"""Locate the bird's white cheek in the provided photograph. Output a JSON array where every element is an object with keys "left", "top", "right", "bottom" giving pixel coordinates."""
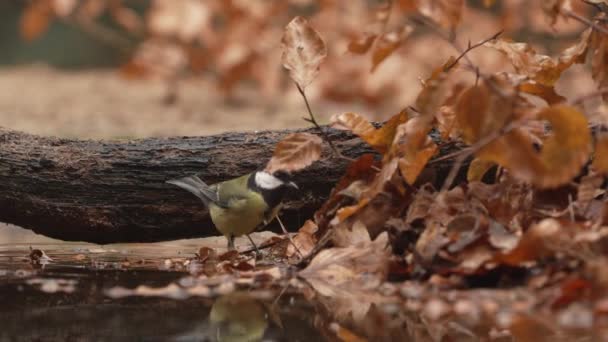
[{"left": 255, "top": 172, "right": 283, "bottom": 190}]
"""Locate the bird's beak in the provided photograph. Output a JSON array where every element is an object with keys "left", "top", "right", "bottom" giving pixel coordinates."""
[{"left": 287, "top": 181, "right": 299, "bottom": 190}]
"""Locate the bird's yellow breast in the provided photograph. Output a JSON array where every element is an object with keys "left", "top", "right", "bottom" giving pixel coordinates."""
[{"left": 208, "top": 192, "right": 269, "bottom": 237}]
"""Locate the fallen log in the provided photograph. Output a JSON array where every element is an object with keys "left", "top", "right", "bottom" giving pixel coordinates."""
[{"left": 0, "top": 127, "right": 461, "bottom": 244}]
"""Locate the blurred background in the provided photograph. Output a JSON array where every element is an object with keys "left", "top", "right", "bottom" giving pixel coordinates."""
[{"left": 0, "top": 0, "right": 597, "bottom": 241}]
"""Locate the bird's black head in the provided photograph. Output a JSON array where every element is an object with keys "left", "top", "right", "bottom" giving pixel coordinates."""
[{"left": 248, "top": 171, "right": 298, "bottom": 209}]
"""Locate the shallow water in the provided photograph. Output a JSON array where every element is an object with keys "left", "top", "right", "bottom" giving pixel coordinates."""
[
  {"left": 0, "top": 226, "right": 603, "bottom": 342},
  {"left": 0, "top": 241, "right": 322, "bottom": 341}
]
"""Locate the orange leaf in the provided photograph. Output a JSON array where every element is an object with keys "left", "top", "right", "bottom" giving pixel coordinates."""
[
  {"left": 455, "top": 82, "right": 513, "bottom": 144},
  {"left": 281, "top": 16, "right": 327, "bottom": 89},
  {"left": 20, "top": 1, "right": 54, "bottom": 41},
  {"left": 593, "top": 134, "right": 608, "bottom": 174},
  {"left": 518, "top": 81, "right": 565, "bottom": 105},
  {"left": 479, "top": 105, "right": 591, "bottom": 188},
  {"left": 484, "top": 34, "right": 588, "bottom": 86},
  {"left": 287, "top": 220, "right": 318, "bottom": 258},
  {"left": 265, "top": 133, "right": 323, "bottom": 174},
  {"left": 330, "top": 111, "right": 408, "bottom": 153},
  {"left": 467, "top": 158, "right": 495, "bottom": 182},
  {"left": 415, "top": 56, "right": 457, "bottom": 117},
  {"left": 336, "top": 158, "right": 398, "bottom": 222},
  {"left": 391, "top": 117, "right": 437, "bottom": 185}
]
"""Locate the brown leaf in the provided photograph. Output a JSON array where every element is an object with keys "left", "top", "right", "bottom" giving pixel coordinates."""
[
  {"left": 542, "top": 0, "right": 572, "bottom": 26},
  {"left": 467, "top": 158, "right": 495, "bottom": 182},
  {"left": 20, "top": 1, "right": 54, "bottom": 41},
  {"left": 281, "top": 16, "right": 327, "bottom": 89},
  {"left": 593, "top": 134, "right": 608, "bottom": 174},
  {"left": 299, "top": 232, "right": 390, "bottom": 298},
  {"left": 371, "top": 25, "right": 413, "bottom": 72},
  {"left": 415, "top": 57, "right": 457, "bottom": 118},
  {"left": 479, "top": 105, "right": 591, "bottom": 188},
  {"left": 331, "top": 110, "right": 408, "bottom": 153},
  {"left": 518, "top": 81, "right": 566, "bottom": 105},
  {"left": 495, "top": 219, "right": 577, "bottom": 266},
  {"left": 347, "top": 1, "right": 392, "bottom": 55},
  {"left": 287, "top": 220, "right": 318, "bottom": 258},
  {"left": 391, "top": 117, "right": 437, "bottom": 185},
  {"left": 484, "top": 34, "right": 588, "bottom": 86},
  {"left": 588, "top": 24, "right": 608, "bottom": 101},
  {"left": 454, "top": 81, "right": 513, "bottom": 144},
  {"left": 265, "top": 133, "right": 322, "bottom": 174},
  {"left": 336, "top": 158, "right": 399, "bottom": 222}
]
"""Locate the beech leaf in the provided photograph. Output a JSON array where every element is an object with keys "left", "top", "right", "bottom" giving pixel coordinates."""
[
  {"left": 265, "top": 133, "right": 322, "bottom": 174},
  {"left": 281, "top": 16, "right": 327, "bottom": 89}
]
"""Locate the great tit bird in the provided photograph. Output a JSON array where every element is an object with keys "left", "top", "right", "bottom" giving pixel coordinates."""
[{"left": 166, "top": 171, "right": 297, "bottom": 250}]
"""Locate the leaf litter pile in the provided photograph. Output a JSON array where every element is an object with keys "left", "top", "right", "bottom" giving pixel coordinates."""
[{"left": 16, "top": 1, "right": 608, "bottom": 341}]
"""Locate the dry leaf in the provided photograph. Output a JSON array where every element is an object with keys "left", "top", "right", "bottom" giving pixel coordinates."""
[
  {"left": 281, "top": 16, "right": 327, "bottom": 89},
  {"left": 467, "top": 158, "right": 495, "bottom": 182},
  {"left": 483, "top": 105, "right": 591, "bottom": 188},
  {"left": 593, "top": 134, "right": 608, "bottom": 174},
  {"left": 265, "top": 132, "right": 323, "bottom": 174},
  {"left": 20, "top": 1, "right": 54, "bottom": 41},
  {"left": 331, "top": 110, "right": 408, "bottom": 154},
  {"left": 287, "top": 220, "right": 318, "bottom": 257},
  {"left": 391, "top": 117, "right": 437, "bottom": 185},
  {"left": 348, "top": 0, "right": 393, "bottom": 55},
  {"left": 484, "top": 34, "right": 588, "bottom": 86},
  {"left": 299, "top": 232, "right": 390, "bottom": 298},
  {"left": 371, "top": 25, "right": 413, "bottom": 72}
]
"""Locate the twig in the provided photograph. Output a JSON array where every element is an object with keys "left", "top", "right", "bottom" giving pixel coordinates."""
[
  {"left": 439, "top": 120, "right": 526, "bottom": 192},
  {"left": 563, "top": 9, "right": 608, "bottom": 35},
  {"left": 582, "top": 0, "right": 606, "bottom": 13},
  {"left": 295, "top": 83, "right": 355, "bottom": 163},
  {"left": 240, "top": 237, "right": 285, "bottom": 254},
  {"left": 444, "top": 30, "right": 504, "bottom": 71},
  {"left": 277, "top": 216, "right": 303, "bottom": 258},
  {"left": 294, "top": 229, "right": 333, "bottom": 268}
]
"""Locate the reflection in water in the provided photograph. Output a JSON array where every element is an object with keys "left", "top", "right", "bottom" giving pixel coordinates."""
[
  {"left": 209, "top": 293, "right": 268, "bottom": 342},
  {"left": 0, "top": 241, "right": 602, "bottom": 341}
]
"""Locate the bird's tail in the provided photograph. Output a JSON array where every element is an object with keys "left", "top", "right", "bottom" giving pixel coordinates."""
[{"left": 166, "top": 175, "right": 217, "bottom": 205}]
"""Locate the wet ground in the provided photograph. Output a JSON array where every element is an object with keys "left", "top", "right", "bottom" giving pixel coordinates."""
[{"left": 0, "top": 227, "right": 322, "bottom": 341}]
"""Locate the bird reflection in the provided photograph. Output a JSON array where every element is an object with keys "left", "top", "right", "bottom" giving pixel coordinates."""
[{"left": 209, "top": 292, "right": 269, "bottom": 342}]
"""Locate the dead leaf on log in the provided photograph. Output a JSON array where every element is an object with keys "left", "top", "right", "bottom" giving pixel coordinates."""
[{"left": 265, "top": 132, "right": 323, "bottom": 174}]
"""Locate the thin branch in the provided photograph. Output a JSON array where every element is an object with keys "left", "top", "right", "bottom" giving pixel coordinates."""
[
  {"left": 444, "top": 30, "right": 503, "bottom": 71},
  {"left": 563, "top": 9, "right": 608, "bottom": 35},
  {"left": 295, "top": 83, "right": 356, "bottom": 163},
  {"left": 294, "top": 229, "right": 333, "bottom": 268},
  {"left": 277, "top": 215, "right": 303, "bottom": 258},
  {"left": 439, "top": 120, "right": 526, "bottom": 192}
]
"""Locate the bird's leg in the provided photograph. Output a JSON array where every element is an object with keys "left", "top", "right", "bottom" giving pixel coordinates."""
[
  {"left": 246, "top": 234, "right": 261, "bottom": 255},
  {"left": 227, "top": 234, "right": 236, "bottom": 250}
]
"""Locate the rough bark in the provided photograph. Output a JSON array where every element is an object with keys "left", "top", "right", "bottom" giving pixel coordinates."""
[
  {"left": 0, "top": 127, "right": 379, "bottom": 243},
  {"left": 0, "top": 126, "right": 462, "bottom": 244}
]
